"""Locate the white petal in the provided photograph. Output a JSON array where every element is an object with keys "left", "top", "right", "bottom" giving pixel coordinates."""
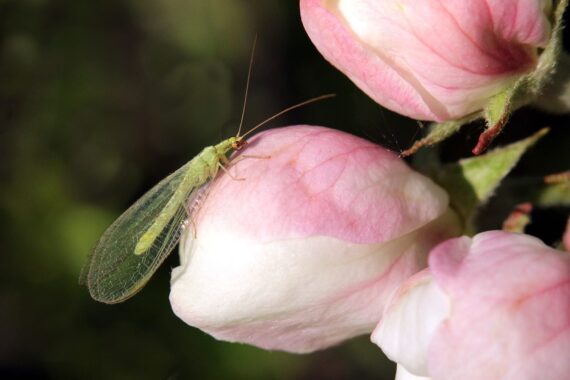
[
  {"left": 169, "top": 220, "right": 444, "bottom": 353},
  {"left": 372, "top": 271, "right": 449, "bottom": 375},
  {"left": 395, "top": 364, "right": 432, "bottom": 380}
]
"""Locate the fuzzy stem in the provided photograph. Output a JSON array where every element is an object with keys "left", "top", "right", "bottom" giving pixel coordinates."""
[{"left": 534, "top": 50, "right": 570, "bottom": 114}]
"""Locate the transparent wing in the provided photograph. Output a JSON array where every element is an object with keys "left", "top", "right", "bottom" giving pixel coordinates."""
[{"left": 84, "top": 160, "right": 204, "bottom": 304}]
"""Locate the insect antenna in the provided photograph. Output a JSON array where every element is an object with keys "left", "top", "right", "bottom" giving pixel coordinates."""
[
  {"left": 239, "top": 93, "right": 336, "bottom": 139},
  {"left": 236, "top": 35, "right": 257, "bottom": 138},
  {"left": 234, "top": 37, "right": 334, "bottom": 140}
]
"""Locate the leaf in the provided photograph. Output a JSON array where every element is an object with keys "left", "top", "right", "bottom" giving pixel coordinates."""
[{"left": 436, "top": 128, "right": 548, "bottom": 234}]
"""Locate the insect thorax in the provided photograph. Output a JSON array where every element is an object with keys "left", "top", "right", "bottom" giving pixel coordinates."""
[{"left": 214, "top": 137, "right": 238, "bottom": 156}]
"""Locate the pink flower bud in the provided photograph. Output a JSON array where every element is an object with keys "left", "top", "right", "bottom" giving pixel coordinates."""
[
  {"left": 373, "top": 231, "right": 570, "bottom": 380},
  {"left": 300, "top": 0, "right": 552, "bottom": 121},
  {"left": 169, "top": 125, "right": 458, "bottom": 353}
]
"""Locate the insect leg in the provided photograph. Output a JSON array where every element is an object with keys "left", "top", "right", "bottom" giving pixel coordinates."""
[
  {"left": 227, "top": 153, "right": 271, "bottom": 172},
  {"left": 218, "top": 162, "right": 246, "bottom": 181},
  {"left": 236, "top": 154, "right": 271, "bottom": 160},
  {"left": 220, "top": 154, "right": 271, "bottom": 181}
]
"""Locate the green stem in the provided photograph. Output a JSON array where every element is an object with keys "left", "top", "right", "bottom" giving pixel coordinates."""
[{"left": 534, "top": 50, "right": 570, "bottom": 114}]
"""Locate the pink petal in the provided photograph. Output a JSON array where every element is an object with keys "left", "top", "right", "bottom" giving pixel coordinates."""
[
  {"left": 301, "top": 0, "right": 551, "bottom": 121},
  {"left": 428, "top": 231, "right": 570, "bottom": 380},
  {"left": 194, "top": 126, "right": 449, "bottom": 244}
]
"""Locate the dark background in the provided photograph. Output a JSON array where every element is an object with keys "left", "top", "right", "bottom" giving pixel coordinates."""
[{"left": 1, "top": 1, "right": 568, "bottom": 379}]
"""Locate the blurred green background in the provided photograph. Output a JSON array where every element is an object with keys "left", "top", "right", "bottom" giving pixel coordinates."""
[{"left": 1, "top": 1, "right": 569, "bottom": 379}]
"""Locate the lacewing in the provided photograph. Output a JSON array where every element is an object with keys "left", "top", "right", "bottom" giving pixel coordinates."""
[{"left": 80, "top": 43, "right": 333, "bottom": 303}]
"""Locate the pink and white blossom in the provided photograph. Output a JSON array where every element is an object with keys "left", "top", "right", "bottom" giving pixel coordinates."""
[
  {"left": 169, "top": 125, "right": 458, "bottom": 353},
  {"left": 300, "top": 0, "right": 553, "bottom": 121},
  {"left": 373, "top": 231, "right": 570, "bottom": 380}
]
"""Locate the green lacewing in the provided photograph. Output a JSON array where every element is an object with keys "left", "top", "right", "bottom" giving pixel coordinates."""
[{"left": 80, "top": 46, "right": 333, "bottom": 303}]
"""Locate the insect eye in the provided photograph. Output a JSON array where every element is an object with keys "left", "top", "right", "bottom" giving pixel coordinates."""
[{"left": 234, "top": 140, "right": 247, "bottom": 150}]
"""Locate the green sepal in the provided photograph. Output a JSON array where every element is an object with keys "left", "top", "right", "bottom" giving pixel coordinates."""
[
  {"left": 500, "top": 179, "right": 570, "bottom": 208},
  {"left": 400, "top": 115, "right": 478, "bottom": 157},
  {"left": 436, "top": 128, "right": 548, "bottom": 234},
  {"left": 535, "top": 181, "right": 570, "bottom": 207},
  {"left": 484, "top": 88, "right": 513, "bottom": 127},
  {"left": 502, "top": 203, "right": 533, "bottom": 233}
]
